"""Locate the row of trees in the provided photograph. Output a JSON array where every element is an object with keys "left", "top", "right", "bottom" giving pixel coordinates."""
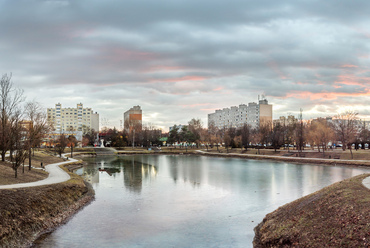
[
  {"left": 165, "top": 111, "right": 363, "bottom": 157},
  {"left": 0, "top": 74, "right": 51, "bottom": 177},
  {"left": 87, "top": 124, "right": 163, "bottom": 148},
  {"left": 0, "top": 74, "right": 82, "bottom": 177}
]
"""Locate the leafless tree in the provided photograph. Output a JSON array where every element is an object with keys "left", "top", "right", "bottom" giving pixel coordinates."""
[
  {"left": 24, "top": 101, "right": 49, "bottom": 170},
  {"left": 188, "top": 118, "right": 203, "bottom": 148},
  {"left": 238, "top": 123, "right": 251, "bottom": 151},
  {"left": 55, "top": 134, "right": 68, "bottom": 157},
  {"left": 270, "top": 122, "right": 284, "bottom": 152},
  {"left": 124, "top": 119, "right": 142, "bottom": 148},
  {"left": 0, "top": 73, "right": 24, "bottom": 161},
  {"left": 68, "top": 135, "right": 78, "bottom": 158},
  {"left": 333, "top": 110, "right": 358, "bottom": 158},
  {"left": 296, "top": 108, "right": 305, "bottom": 152},
  {"left": 307, "top": 118, "right": 334, "bottom": 156},
  {"left": 10, "top": 116, "right": 28, "bottom": 178}
]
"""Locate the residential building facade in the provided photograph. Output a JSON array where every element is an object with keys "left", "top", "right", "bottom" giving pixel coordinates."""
[
  {"left": 208, "top": 97, "right": 273, "bottom": 130},
  {"left": 124, "top": 105, "right": 142, "bottom": 132},
  {"left": 47, "top": 103, "right": 99, "bottom": 134}
]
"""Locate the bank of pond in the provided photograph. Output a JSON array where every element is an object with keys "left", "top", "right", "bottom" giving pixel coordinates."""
[{"left": 1, "top": 154, "right": 369, "bottom": 247}]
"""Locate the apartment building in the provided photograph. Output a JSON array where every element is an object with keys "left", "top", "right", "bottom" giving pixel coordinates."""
[
  {"left": 47, "top": 103, "right": 99, "bottom": 134},
  {"left": 208, "top": 98, "right": 273, "bottom": 130},
  {"left": 124, "top": 105, "right": 142, "bottom": 132}
]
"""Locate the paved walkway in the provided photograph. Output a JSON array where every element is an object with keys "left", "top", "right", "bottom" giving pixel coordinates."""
[
  {"left": 0, "top": 156, "right": 76, "bottom": 189},
  {"left": 363, "top": 176, "right": 370, "bottom": 190}
]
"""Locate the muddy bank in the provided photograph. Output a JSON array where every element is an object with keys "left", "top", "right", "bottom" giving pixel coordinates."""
[
  {"left": 0, "top": 166, "right": 94, "bottom": 248},
  {"left": 253, "top": 174, "right": 370, "bottom": 247}
]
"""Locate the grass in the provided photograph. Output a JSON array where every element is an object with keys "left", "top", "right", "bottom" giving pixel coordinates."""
[
  {"left": 0, "top": 161, "right": 48, "bottom": 185},
  {"left": 253, "top": 173, "right": 370, "bottom": 247},
  {"left": 0, "top": 163, "right": 94, "bottom": 247}
]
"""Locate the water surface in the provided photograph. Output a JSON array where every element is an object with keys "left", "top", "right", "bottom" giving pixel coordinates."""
[{"left": 34, "top": 155, "right": 370, "bottom": 248}]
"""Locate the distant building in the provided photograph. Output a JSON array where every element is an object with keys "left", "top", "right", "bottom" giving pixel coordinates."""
[
  {"left": 274, "top": 115, "right": 297, "bottom": 126},
  {"left": 208, "top": 97, "right": 273, "bottom": 129},
  {"left": 124, "top": 105, "right": 142, "bottom": 132},
  {"left": 47, "top": 103, "right": 99, "bottom": 134}
]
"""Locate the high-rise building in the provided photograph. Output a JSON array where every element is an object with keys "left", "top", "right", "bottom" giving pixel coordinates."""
[
  {"left": 47, "top": 103, "right": 99, "bottom": 133},
  {"left": 208, "top": 97, "right": 272, "bottom": 130},
  {"left": 124, "top": 105, "right": 142, "bottom": 132}
]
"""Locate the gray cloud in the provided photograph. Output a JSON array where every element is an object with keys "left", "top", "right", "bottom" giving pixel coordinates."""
[{"left": 1, "top": 0, "right": 370, "bottom": 130}]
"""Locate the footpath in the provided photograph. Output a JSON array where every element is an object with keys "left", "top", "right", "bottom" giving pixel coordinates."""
[
  {"left": 0, "top": 156, "right": 76, "bottom": 189},
  {"left": 196, "top": 150, "right": 370, "bottom": 190}
]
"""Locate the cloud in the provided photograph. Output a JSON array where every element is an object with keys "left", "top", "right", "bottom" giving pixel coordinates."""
[{"left": 1, "top": 0, "right": 370, "bottom": 130}]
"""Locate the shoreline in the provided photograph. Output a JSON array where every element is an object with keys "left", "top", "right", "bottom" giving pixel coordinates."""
[
  {"left": 0, "top": 162, "right": 95, "bottom": 248},
  {"left": 2, "top": 150, "right": 369, "bottom": 247}
]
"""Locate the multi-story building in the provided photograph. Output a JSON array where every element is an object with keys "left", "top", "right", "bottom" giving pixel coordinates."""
[
  {"left": 124, "top": 105, "right": 142, "bottom": 132},
  {"left": 208, "top": 97, "right": 273, "bottom": 130},
  {"left": 47, "top": 103, "right": 99, "bottom": 134},
  {"left": 274, "top": 115, "right": 297, "bottom": 126}
]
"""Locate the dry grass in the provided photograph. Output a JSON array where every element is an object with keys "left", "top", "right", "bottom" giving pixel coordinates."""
[
  {"left": 0, "top": 151, "right": 66, "bottom": 186},
  {"left": 0, "top": 161, "right": 48, "bottom": 185},
  {"left": 254, "top": 173, "right": 370, "bottom": 247},
  {"left": 0, "top": 165, "right": 94, "bottom": 248}
]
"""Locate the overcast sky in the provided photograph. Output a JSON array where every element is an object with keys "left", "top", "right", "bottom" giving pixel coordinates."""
[{"left": 1, "top": 0, "right": 370, "bottom": 131}]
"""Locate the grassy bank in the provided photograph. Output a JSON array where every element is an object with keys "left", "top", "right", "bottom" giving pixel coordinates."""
[
  {"left": 0, "top": 164, "right": 94, "bottom": 248},
  {"left": 253, "top": 174, "right": 370, "bottom": 247}
]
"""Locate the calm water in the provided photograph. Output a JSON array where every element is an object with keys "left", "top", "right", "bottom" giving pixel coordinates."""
[{"left": 34, "top": 155, "right": 370, "bottom": 248}]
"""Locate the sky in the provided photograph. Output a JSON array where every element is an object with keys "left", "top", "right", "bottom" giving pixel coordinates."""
[{"left": 1, "top": 0, "right": 370, "bottom": 131}]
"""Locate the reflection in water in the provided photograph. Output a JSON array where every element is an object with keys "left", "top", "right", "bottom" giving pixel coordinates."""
[
  {"left": 82, "top": 156, "right": 157, "bottom": 193},
  {"left": 35, "top": 155, "right": 370, "bottom": 248}
]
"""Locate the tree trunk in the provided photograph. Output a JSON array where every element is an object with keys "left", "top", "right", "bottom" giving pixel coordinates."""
[
  {"left": 14, "top": 168, "right": 17, "bottom": 178},
  {"left": 29, "top": 146, "right": 32, "bottom": 170},
  {"left": 1, "top": 150, "right": 5, "bottom": 162}
]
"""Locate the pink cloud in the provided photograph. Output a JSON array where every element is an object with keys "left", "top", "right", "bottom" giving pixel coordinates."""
[
  {"left": 284, "top": 90, "right": 370, "bottom": 101},
  {"left": 150, "top": 75, "right": 206, "bottom": 83},
  {"left": 341, "top": 64, "right": 358, "bottom": 68},
  {"left": 213, "top": 87, "right": 223, "bottom": 91},
  {"left": 144, "top": 65, "right": 186, "bottom": 72}
]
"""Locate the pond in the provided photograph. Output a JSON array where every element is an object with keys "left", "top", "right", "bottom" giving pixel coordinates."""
[{"left": 33, "top": 155, "right": 370, "bottom": 248}]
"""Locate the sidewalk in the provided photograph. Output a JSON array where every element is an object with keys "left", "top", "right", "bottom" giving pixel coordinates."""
[{"left": 0, "top": 156, "right": 76, "bottom": 189}]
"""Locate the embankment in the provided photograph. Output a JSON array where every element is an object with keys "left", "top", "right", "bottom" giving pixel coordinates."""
[
  {"left": 0, "top": 166, "right": 94, "bottom": 248},
  {"left": 253, "top": 173, "right": 370, "bottom": 247}
]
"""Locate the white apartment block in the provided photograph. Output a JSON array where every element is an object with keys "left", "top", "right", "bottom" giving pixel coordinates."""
[
  {"left": 47, "top": 103, "right": 99, "bottom": 133},
  {"left": 208, "top": 98, "right": 272, "bottom": 130}
]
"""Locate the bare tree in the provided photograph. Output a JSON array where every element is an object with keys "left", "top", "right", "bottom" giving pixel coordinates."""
[
  {"left": 83, "top": 127, "right": 98, "bottom": 146},
  {"left": 0, "top": 73, "right": 24, "bottom": 161},
  {"left": 55, "top": 134, "right": 68, "bottom": 157},
  {"left": 68, "top": 135, "right": 78, "bottom": 158},
  {"left": 333, "top": 110, "right": 358, "bottom": 158},
  {"left": 10, "top": 117, "right": 28, "bottom": 178},
  {"left": 188, "top": 118, "right": 203, "bottom": 148},
  {"left": 296, "top": 108, "right": 305, "bottom": 152},
  {"left": 239, "top": 124, "right": 251, "bottom": 151},
  {"left": 124, "top": 119, "right": 142, "bottom": 148},
  {"left": 270, "top": 122, "right": 284, "bottom": 152},
  {"left": 24, "top": 101, "right": 49, "bottom": 170},
  {"left": 307, "top": 118, "right": 334, "bottom": 156}
]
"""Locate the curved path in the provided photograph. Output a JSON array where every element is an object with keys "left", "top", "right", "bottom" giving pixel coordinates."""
[
  {"left": 0, "top": 156, "right": 77, "bottom": 189},
  {"left": 196, "top": 150, "right": 370, "bottom": 190}
]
